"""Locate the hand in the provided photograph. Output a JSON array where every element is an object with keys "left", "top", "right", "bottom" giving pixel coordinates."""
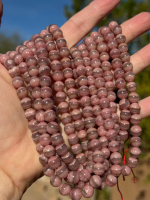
[{"left": 0, "top": 0, "right": 150, "bottom": 199}]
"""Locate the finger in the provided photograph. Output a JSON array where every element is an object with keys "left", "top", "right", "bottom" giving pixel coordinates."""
[
  {"left": 139, "top": 97, "right": 150, "bottom": 119},
  {"left": 0, "top": 63, "right": 12, "bottom": 84},
  {"left": 0, "top": 0, "right": 3, "bottom": 25},
  {"left": 131, "top": 44, "right": 150, "bottom": 75},
  {"left": 121, "top": 12, "right": 150, "bottom": 44},
  {"left": 61, "top": 0, "right": 120, "bottom": 48}
]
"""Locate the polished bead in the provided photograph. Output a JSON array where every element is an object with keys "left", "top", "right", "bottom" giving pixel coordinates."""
[
  {"left": 130, "top": 147, "right": 141, "bottom": 158},
  {"left": 106, "top": 175, "right": 117, "bottom": 187},
  {"left": 61, "top": 151, "right": 74, "bottom": 164},
  {"left": 99, "top": 135, "right": 108, "bottom": 147},
  {"left": 93, "top": 105, "right": 101, "bottom": 117},
  {"left": 101, "top": 147, "right": 110, "bottom": 159},
  {"left": 39, "top": 154, "right": 48, "bottom": 166},
  {"left": 124, "top": 71, "right": 135, "bottom": 82},
  {"left": 44, "top": 166, "right": 55, "bottom": 177},
  {"left": 74, "top": 120, "right": 84, "bottom": 131},
  {"left": 52, "top": 70, "right": 63, "bottom": 81},
  {"left": 99, "top": 98, "right": 110, "bottom": 108},
  {"left": 43, "top": 145, "right": 55, "bottom": 158},
  {"left": 108, "top": 141, "right": 120, "bottom": 152},
  {"left": 44, "top": 110, "right": 56, "bottom": 122},
  {"left": 80, "top": 96, "right": 91, "bottom": 107},
  {"left": 103, "top": 70, "right": 113, "bottom": 81},
  {"left": 91, "top": 95, "right": 99, "bottom": 106},
  {"left": 107, "top": 39, "right": 118, "bottom": 50},
  {"left": 21, "top": 97, "right": 32, "bottom": 110},
  {"left": 82, "top": 185, "right": 94, "bottom": 198},
  {"left": 56, "top": 91, "right": 66, "bottom": 103},
  {"left": 85, "top": 117, "right": 95, "bottom": 128},
  {"left": 104, "top": 119, "right": 115, "bottom": 130},
  {"left": 92, "top": 150, "right": 105, "bottom": 163},
  {"left": 51, "top": 133, "right": 63, "bottom": 146},
  {"left": 56, "top": 165, "right": 68, "bottom": 179},
  {"left": 110, "top": 152, "right": 122, "bottom": 164},
  {"left": 93, "top": 67, "right": 103, "bottom": 78},
  {"left": 42, "top": 98, "right": 54, "bottom": 110},
  {"left": 130, "top": 125, "right": 142, "bottom": 136},
  {"left": 110, "top": 165, "right": 122, "bottom": 177},
  {"left": 114, "top": 68, "right": 124, "bottom": 79},
  {"left": 58, "top": 102, "right": 69, "bottom": 113},
  {"left": 97, "top": 87, "right": 107, "bottom": 98},
  {"left": 9, "top": 66, "right": 20, "bottom": 78},
  {"left": 122, "top": 165, "right": 131, "bottom": 176},
  {"left": 70, "top": 188, "right": 82, "bottom": 200},
  {"left": 12, "top": 76, "right": 24, "bottom": 89},
  {"left": 126, "top": 82, "right": 137, "bottom": 92},
  {"left": 56, "top": 143, "right": 68, "bottom": 156},
  {"left": 33, "top": 98, "right": 43, "bottom": 110},
  {"left": 116, "top": 34, "right": 126, "bottom": 44},
  {"left": 130, "top": 136, "right": 141, "bottom": 147},
  {"left": 36, "top": 143, "right": 44, "bottom": 154},
  {"left": 48, "top": 156, "right": 61, "bottom": 169},
  {"left": 117, "top": 88, "right": 128, "bottom": 99},
  {"left": 71, "top": 144, "right": 82, "bottom": 155},
  {"left": 130, "top": 114, "right": 141, "bottom": 125},
  {"left": 89, "top": 139, "right": 101, "bottom": 152},
  {"left": 69, "top": 99, "right": 79, "bottom": 110},
  {"left": 95, "top": 77, "right": 105, "bottom": 88},
  {"left": 109, "top": 102, "right": 117, "bottom": 113},
  {"left": 78, "top": 86, "right": 90, "bottom": 97},
  {"left": 115, "top": 78, "right": 126, "bottom": 89},
  {"left": 83, "top": 106, "right": 93, "bottom": 118},
  {"left": 31, "top": 131, "right": 41, "bottom": 143},
  {"left": 119, "top": 120, "right": 130, "bottom": 131},
  {"left": 81, "top": 140, "right": 89, "bottom": 151},
  {"left": 68, "top": 159, "right": 80, "bottom": 171},
  {"left": 93, "top": 163, "right": 105, "bottom": 175},
  {"left": 119, "top": 130, "right": 128, "bottom": 140},
  {"left": 90, "top": 175, "right": 102, "bottom": 189},
  {"left": 64, "top": 123, "right": 75, "bottom": 135},
  {"left": 98, "top": 126, "right": 107, "bottom": 136},
  {"left": 119, "top": 99, "right": 130, "bottom": 110},
  {"left": 111, "top": 58, "right": 122, "bottom": 70},
  {"left": 105, "top": 129, "right": 117, "bottom": 140},
  {"left": 59, "top": 183, "right": 71, "bottom": 196},
  {"left": 87, "top": 128, "right": 98, "bottom": 140},
  {"left": 127, "top": 157, "right": 138, "bottom": 168},
  {"left": 47, "top": 122, "right": 59, "bottom": 134},
  {"left": 50, "top": 175, "right": 62, "bottom": 187},
  {"left": 76, "top": 153, "right": 86, "bottom": 164},
  {"left": 120, "top": 109, "right": 131, "bottom": 120}
]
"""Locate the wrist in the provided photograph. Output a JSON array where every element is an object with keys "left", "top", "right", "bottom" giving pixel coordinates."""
[{"left": 0, "top": 169, "right": 23, "bottom": 200}]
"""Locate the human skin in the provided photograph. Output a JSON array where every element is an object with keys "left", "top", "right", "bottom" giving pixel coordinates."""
[{"left": 0, "top": 0, "right": 150, "bottom": 199}]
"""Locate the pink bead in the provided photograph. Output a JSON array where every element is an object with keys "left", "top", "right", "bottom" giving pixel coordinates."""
[
  {"left": 48, "top": 156, "right": 61, "bottom": 169},
  {"left": 56, "top": 165, "right": 68, "bottom": 179},
  {"left": 70, "top": 189, "right": 82, "bottom": 200},
  {"left": 59, "top": 183, "right": 71, "bottom": 196},
  {"left": 79, "top": 169, "right": 91, "bottom": 182},
  {"left": 82, "top": 185, "right": 94, "bottom": 198},
  {"left": 106, "top": 175, "right": 117, "bottom": 187},
  {"left": 50, "top": 175, "right": 62, "bottom": 187}
]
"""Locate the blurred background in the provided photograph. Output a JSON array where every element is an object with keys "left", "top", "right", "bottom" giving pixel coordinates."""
[{"left": 1, "top": 0, "right": 150, "bottom": 199}]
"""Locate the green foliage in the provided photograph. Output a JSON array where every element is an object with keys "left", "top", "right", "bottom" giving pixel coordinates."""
[
  {"left": 96, "top": 188, "right": 111, "bottom": 200},
  {"left": 0, "top": 32, "right": 23, "bottom": 53}
]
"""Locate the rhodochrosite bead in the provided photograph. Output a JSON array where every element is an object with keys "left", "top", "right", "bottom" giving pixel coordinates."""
[{"left": 1, "top": 21, "right": 142, "bottom": 200}]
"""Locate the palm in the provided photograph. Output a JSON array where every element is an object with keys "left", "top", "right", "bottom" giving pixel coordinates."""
[{"left": 0, "top": 68, "right": 42, "bottom": 194}]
